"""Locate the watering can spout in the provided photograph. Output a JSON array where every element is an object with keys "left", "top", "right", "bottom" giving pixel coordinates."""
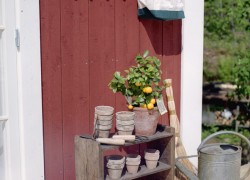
[{"left": 175, "top": 131, "right": 250, "bottom": 180}]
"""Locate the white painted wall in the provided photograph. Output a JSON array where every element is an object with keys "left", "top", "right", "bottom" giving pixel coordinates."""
[{"left": 181, "top": 0, "right": 204, "bottom": 166}]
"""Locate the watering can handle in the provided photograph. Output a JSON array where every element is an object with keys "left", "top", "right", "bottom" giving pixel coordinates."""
[{"left": 198, "top": 131, "right": 250, "bottom": 180}]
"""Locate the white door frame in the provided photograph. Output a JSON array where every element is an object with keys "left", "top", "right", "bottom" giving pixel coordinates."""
[
  {"left": 181, "top": 0, "right": 204, "bottom": 166},
  {"left": 4, "top": 0, "right": 44, "bottom": 179}
]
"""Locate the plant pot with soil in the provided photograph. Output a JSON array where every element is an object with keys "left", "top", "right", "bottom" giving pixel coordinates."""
[
  {"left": 144, "top": 149, "right": 160, "bottom": 169},
  {"left": 109, "top": 51, "right": 165, "bottom": 136},
  {"left": 126, "top": 154, "right": 141, "bottom": 174},
  {"left": 106, "top": 155, "right": 125, "bottom": 179}
]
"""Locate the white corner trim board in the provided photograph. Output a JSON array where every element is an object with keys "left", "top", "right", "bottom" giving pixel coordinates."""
[
  {"left": 0, "top": 25, "right": 5, "bottom": 30},
  {"left": 181, "top": 0, "right": 204, "bottom": 166},
  {"left": 4, "top": 0, "right": 44, "bottom": 179},
  {"left": 17, "top": 0, "right": 44, "bottom": 179}
]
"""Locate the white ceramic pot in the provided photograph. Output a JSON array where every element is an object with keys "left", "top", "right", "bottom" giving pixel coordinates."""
[
  {"left": 95, "top": 106, "right": 114, "bottom": 115},
  {"left": 97, "top": 114, "right": 113, "bottom": 121},
  {"left": 116, "top": 111, "right": 135, "bottom": 120}
]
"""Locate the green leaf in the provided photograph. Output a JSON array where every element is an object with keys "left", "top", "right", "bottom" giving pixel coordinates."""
[
  {"left": 143, "top": 50, "right": 149, "bottom": 58},
  {"left": 126, "top": 89, "right": 133, "bottom": 96},
  {"left": 112, "top": 88, "right": 117, "bottom": 93},
  {"left": 114, "top": 72, "right": 121, "bottom": 79}
]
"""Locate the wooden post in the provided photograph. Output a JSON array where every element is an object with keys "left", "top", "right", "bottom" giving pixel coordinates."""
[{"left": 75, "top": 136, "right": 104, "bottom": 180}]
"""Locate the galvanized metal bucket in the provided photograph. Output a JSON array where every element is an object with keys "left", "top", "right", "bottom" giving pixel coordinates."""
[{"left": 176, "top": 131, "right": 250, "bottom": 180}]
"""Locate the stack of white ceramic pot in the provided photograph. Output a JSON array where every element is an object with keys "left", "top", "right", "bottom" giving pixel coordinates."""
[
  {"left": 106, "top": 155, "right": 125, "bottom": 179},
  {"left": 95, "top": 106, "right": 114, "bottom": 138},
  {"left": 116, "top": 111, "right": 135, "bottom": 135}
]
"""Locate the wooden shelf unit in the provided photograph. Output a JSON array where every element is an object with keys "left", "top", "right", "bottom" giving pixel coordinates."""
[{"left": 75, "top": 126, "right": 175, "bottom": 180}]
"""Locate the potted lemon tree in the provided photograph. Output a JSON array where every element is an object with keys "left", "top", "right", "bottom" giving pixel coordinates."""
[{"left": 108, "top": 51, "right": 165, "bottom": 136}]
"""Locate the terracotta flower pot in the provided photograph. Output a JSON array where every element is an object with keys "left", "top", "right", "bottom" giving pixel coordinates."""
[
  {"left": 116, "top": 124, "right": 134, "bottom": 131},
  {"left": 144, "top": 149, "right": 159, "bottom": 169},
  {"left": 95, "top": 106, "right": 114, "bottom": 115},
  {"left": 118, "top": 130, "right": 133, "bottom": 135},
  {"left": 116, "top": 111, "right": 135, "bottom": 120},
  {"left": 107, "top": 167, "right": 123, "bottom": 179},
  {"left": 126, "top": 154, "right": 141, "bottom": 162},
  {"left": 126, "top": 154, "right": 141, "bottom": 174},
  {"left": 133, "top": 107, "right": 160, "bottom": 136},
  {"left": 97, "top": 114, "right": 113, "bottom": 121},
  {"left": 106, "top": 155, "right": 125, "bottom": 179},
  {"left": 96, "top": 130, "right": 110, "bottom": 138},
  {"left": 97, "top": 120, "right": 113, "bottom": 125},
  {"left": 106, "top": 155, "right": 125, "bottom": 165},
  {"left": 126, "top": 163, "right": 140, "bottom": 174},
  {"left": 145, "top": 159, "right": 158, "bottom": 170},
  {"left": 144, "top": 149, "right": 160, "bottom": 157},
  {"left": 96, "top": 123, "right": 112, "bottom": 130},
  {"left": 116, "top": 119, "right": 134, "bottom": 126}
]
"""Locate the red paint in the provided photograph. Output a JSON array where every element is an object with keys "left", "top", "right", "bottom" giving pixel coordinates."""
[
  {"left": 40, "top": 0, "right": 63, "bottom": 179},
  {"left": 61, "top": 0, "right": 89, "bottom": 179},
  {"left": 41, "top": 0, "right": 182, "bottom": 179}
]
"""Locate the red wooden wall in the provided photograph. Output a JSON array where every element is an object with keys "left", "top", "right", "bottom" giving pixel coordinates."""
[{"left": 40, "top": 0, "right": 182, "bottom": 179}]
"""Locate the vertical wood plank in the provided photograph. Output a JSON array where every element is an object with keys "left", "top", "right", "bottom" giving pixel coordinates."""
[
  {"left": 61, "top": 0, "right": 89, "bottom": 179},
  {"left": 75, "top": 136, "right": 87, "bottom": 180},
  {"left": 139, "top": 19, "right": 164, "bottom": 124},
  {"left": 172, "top": 20, "right": 182, "bottom": 119},
  {"left": 114, "top": 0, "right": 140, "bottom": 141},
  {"left": 89, "top": 0, "right": 116, "bottom": 133},
  {"left": 163, "top": 20, "right": 182, "bottom": 120},
  {"left": 162, "top": 21, "right": 174, "bottom": 126},
  {"left": 40, "top": 0, "right": 63, "bottom": 179},
  {"left": 75, "top": 136, "right": 103, "bottom": 180},
  {"left": 115, "top": 0, "right": 140, "bottom": 112}
]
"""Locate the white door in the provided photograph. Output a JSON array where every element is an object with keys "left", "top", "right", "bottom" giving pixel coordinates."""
[{"left": 0, "top": 0, "right": 22, "bottom": 179}]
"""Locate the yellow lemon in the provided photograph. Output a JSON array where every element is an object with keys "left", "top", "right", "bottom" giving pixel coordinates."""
[
  {"left": 150, "top": 98, "right": 156, "bottom": 105},
  {"left": 147, "top": 103, "right": 154, "bottom": 110},
  {"left": 143, "top": 86, "right": 152, "bottom": 94},
  {"left": 128, "top": 105, "right": 133, "bottom": 110},
  {"left": 135, "top": 82, "right": 141, "bottom": 87},
  {"left": 140, "top": 104, "right": 147, "bottom": 108}
]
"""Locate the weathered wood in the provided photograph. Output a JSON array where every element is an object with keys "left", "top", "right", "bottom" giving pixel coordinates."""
[
  {"left": 145, "top": 127, "right": 175, "bottom": 180},
  {"left": 106, "top": 162, "right": 171, "bottom": 180},
  {"left": 96, "top": 138, "right": 125, "bottom": 145},
  {"left": 101, "top": 131, "right": 173, "bottom": 150},
  {"left": 75, "top": 136, "right": 103, "bottom": 180},
  {"left": 75, "top": 136, "right": 88, "bottom": 180},
  {"left": 165, "top": 127, "right": 175, "bottom": 180},
  {"left": 75, "top": 126, "right": 175, "bottom": 180}
]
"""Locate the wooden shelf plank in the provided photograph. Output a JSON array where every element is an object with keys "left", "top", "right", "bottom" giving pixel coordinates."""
[
  {"left": 105, "top": 162, "right": 171, "bottom": 180},
  {"left": 101, "top": 131, "right": 173, "bottom": 150}
]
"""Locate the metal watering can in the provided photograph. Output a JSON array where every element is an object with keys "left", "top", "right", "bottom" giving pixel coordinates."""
[{"left": 176, "top": 131, "right": 250, "bottom": 180}]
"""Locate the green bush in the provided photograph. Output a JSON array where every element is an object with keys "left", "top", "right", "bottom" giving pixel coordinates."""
[
  {"left": 218, "top": 58, "right": 234, "bottom": 82},
  {"left": 203, "top": 0, "right": 250, "bottom": 82},
  {"left": 202, "top": 125, "right": 250, "bottom": 146},
  {"left": 230, "top": 53, "right": 250, "bottom": 101}
]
